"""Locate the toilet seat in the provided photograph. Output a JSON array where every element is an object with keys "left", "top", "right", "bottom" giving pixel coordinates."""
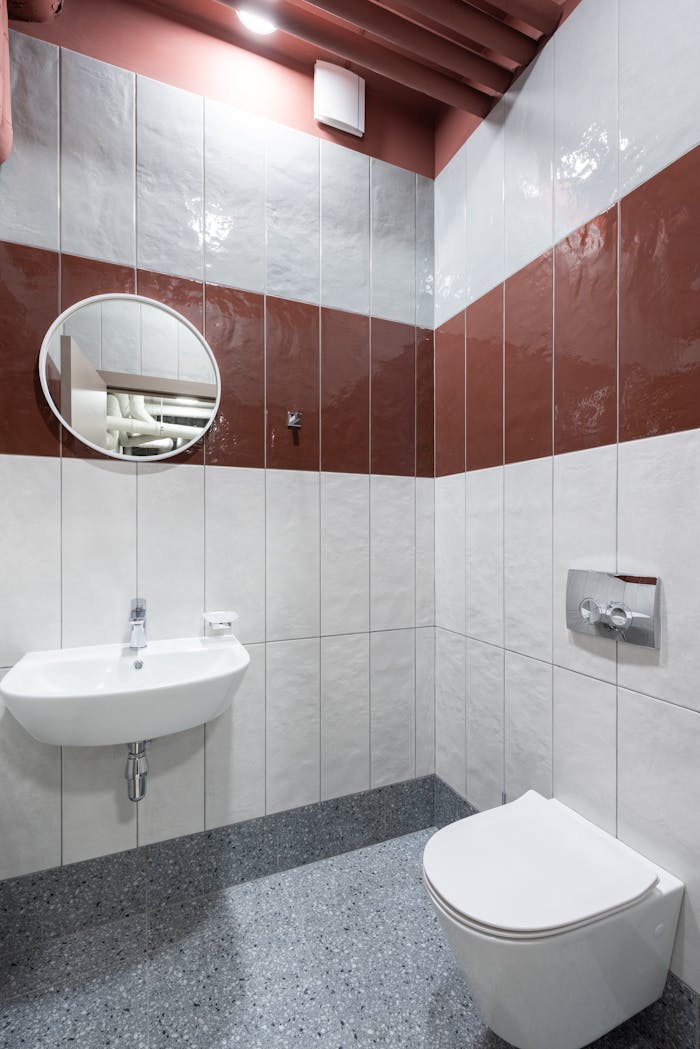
[{"left": 423, "top": 791, "right": 659, "bottom": 940}]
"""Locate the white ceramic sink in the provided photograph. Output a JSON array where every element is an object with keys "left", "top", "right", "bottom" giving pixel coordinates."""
[{"left": 0, "top": 636, "right": 250, "bottom": 746}]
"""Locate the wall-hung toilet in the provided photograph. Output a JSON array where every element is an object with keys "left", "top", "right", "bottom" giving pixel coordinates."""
[{"left": 423, "top": 791, "right": 683, "bottom": 1049}]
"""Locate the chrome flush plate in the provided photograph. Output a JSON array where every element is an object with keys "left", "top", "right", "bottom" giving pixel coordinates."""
[{"left": 566, "top": 569, "right": 660, "bottom": 649}]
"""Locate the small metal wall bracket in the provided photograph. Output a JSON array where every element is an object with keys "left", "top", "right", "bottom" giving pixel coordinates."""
[
  {"left": 566, "top": 569, "right": 660, "bottom": 649},
  {"left": 287, "top": 409, "right": 302, "bottom": 429}
]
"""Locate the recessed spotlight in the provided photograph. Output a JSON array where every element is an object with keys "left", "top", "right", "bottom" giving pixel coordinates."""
[{"left": 237, "top": 8, "right": 277, "bottom": 35}]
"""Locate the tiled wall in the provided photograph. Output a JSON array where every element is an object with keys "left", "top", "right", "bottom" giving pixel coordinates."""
[
  {"left": 432, "top": 0, "right": 700, "bottom": 995},
  {"left": 0, "top": 31, "right": 436, "bottom": 879}
]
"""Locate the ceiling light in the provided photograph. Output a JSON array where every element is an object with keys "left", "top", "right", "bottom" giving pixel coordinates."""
[{"left": 237, "top": 8, "right": 277, "bottom": 35}]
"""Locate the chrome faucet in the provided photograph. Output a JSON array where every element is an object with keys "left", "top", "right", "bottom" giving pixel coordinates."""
[{"left": 129, "top": 598, "right": 147, "bottom": 650}]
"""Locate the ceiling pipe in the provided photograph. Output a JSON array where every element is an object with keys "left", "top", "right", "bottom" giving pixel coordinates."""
[
  {"left": 483, "top": 0, "right": 562, "bottom": 35},
  {"left": 222, "top": 0, "right": 492, "bottom": 114},
  {"left": 7, "top": 0, "right": 62, "bottom": 20},
  {"left": 299, "top": 0, "right": 511, "bottom": 94},
  {"left": 0, "top": 0, "right": 11, "bottom": 164}
]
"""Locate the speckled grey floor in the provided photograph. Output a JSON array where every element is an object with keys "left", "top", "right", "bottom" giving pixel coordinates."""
[{"left": 0, "top": 829, "right": 696, "bottom": 1049}]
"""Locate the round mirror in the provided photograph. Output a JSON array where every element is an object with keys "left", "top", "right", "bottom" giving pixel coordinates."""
[{"left": 39, "top": 294, "right": 221, "bottom": 461}]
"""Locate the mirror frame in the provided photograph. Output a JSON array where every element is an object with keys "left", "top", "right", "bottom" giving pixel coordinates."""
[{"left": 38, "top": 293, "right": 222, "bottom": 462}]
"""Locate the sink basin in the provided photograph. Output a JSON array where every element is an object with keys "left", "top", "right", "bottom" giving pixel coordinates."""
[{"left": 0, "top": 636, "right": 250, "bottom": 746}]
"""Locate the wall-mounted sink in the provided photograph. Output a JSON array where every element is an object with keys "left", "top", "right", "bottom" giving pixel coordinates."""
[{"left": 0, "top": 636, "right": 250, "bottom": 747}]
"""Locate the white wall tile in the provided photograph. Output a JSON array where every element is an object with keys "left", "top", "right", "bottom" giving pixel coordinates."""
[
  {"left": 0, "top": 33, "right": 58, "bottom": 250},
  {"left": 553, "top": 666, "right": 616, "bottom": 834},
  {"left": 205, "top": 643, "right": 265, "bottom": 827},
  {"left": 204, "top": 100, "right": 265, "bottom": 293},
  {"left": 415, "top": 174, "right": 435, "bottom": 330},
  {"left": 553, "top": 0, "right": 619, "bottom": 241},
  {"left": 370, "top": 475, "right": 415, "bottom": 632},
  {"left": 466, "top": 638, "right": 504, "bottom": 812},
  {"left": 466, "top": 104, "right": 505, "bottom": 306},
  {"left": 505, "top": 650, "right": 552, "bottom": 800},
  {"left": 320, "top": 140, "right": 370, "bottom": 315},
  {"left": 62, "top": 459, "right": 137, "bottom": 648},
  {"left": 137, "top": 463, "right": 204, "bottom": 641},
  {"left": 434, "top": 144, "right": 467, "bottom": 327},
  {"left": 466, "top": 466, "right": 504, "bottom": 647},
  {"left": 0, "top": 455, "right": 60, "bottom": 666},
  {"left": 320, "top": 472, "right": 369, "bottom": 637},
  {"left": 137, "top": 727, "right": 204, "bottom": 846},
  {"left": 205, "top": 466, "right": 265, "bottom": 646},
  {"left": 266, "top": 469, "right": 320, "bottom": 641},
  {"left": 321, "top": 633, "right": 370, "bottom": 800},
  {"left": 137, "top": 76, "right": 204, "bottom": 280},
  {"left": 436, "top": 628, "right": 466, "bottom": 797},
  {"left": 415, "top": 476, "right": 435, "bottom": 628},
  {"left": 553, "top": 446, "right": 617, "bottom": 682},
  {"left": 370, "top": 158, "right": 416, "bottom": 325},
  {"left": 266, "top": 124, "right": 320, "bottom": 304},
  {"left": 620, "top": 0, "right": 700, "bottom": 196},
  {"left": 266, "top": 638, "right": 320, "bottom": 814},
  {"left": 415, "top": 627, "right": 436, "bottom": 777},
  {"left": 504, "top": 457, "right": 553, "bottom": 662},
  {"left": 370, "top": 629, "right": 415, "bottom": 787},
  {"left": 618, "top": 431, "right": 700, "bottom": 712},
  {"left": 60, "top": 50, "right": 135, "bottom": 265},
  {"left": 504, "top": 43, "right": 554, "bottom": 278},
  {"left": 62, "top": 744, "right": 136, "bottom": 863},
  {"left": 435, "top": 472, "right": 466, "bottom": 634},
  {"left": 0, "top": 684, "right": 61, "bottom": 880},
  {"left": 618, "top": 689, "right": 700, "bottom": 992}
]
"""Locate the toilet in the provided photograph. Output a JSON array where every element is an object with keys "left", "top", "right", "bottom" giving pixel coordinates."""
[{"left": 423, "top": 791, "right": 683, "bottom": 1049}]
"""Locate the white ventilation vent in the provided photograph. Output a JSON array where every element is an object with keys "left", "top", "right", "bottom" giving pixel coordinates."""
[{"left": 314, "top": 61, "right": 365, "bottom": 139}]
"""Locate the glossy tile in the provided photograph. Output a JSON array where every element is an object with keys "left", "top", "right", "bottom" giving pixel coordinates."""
[
  {"left": 466, "top": 102, "right": 505, "bottom": 306},
  {"left": 265, "top": 638, "right": 320, "bottom": 814},
  {"left": 136, "top": 270, "right": 204, "bottom": 332},
  {"left": 204, "top": 100, "right": 265, "bottom": 293},
  {"left": 435, "top": 472, "right": 466, "bottom": 636},
  {"left": 554, "top": 208, "right": 618, "bottom": 454},
  {"left": 321, "top": 633, "right": 370, "bottom": 800},
  {"left": 619, "top": 146, "right": 700, "bottom": 443},
  {"left": 266, "top": 123, "right": 319, "bottom": 304},
  {"left": 137, "top": 727, "right": 205, "bottom": 846},
  {"left": 61, "top": 254, "right": 136, "bottom": 309},
  {"left": 370, "top": 629, "right": 415, "bottom": 787},
  {"left": 553, "top": 0, "right": 619, "bottom": 241},
  {"left": 415, "top": 174, "right": 434, "bottom": 330},
  {"left": 434, "top": 144, "right": 467, "bottom": 328},
  {"left": 504, "top": 456, "right": 553, "bottom": 662},
  {"left": 466, "top": 284, "right": 503, "bottom": 471},
  {"left": 436, "top": 628, "right": 466, "bottom": 798},
  {"left": 266, "top": 297, "right": 320, "bottom": 471},
  {"left": 61, "top": 49, "right": 135, "bottom": 265},
  {"left": 415, "top": 476, "right": 435, "bottom": 628},
  {"left": 415, "top": 327, "right": 435, "bottom": 478},
  {"left": 320, "top": 472, "right": 369, "bottom": 637},
  {"left": 0, "top": 33, "right": 58, "bottom": 250},
  {"left": 320, "top": 308, "right": 369, "bottom": 475},
  {"left": 505, "top": 250, "right": 553, "bottom": 464},
  {"left": 204, "top": 285, "right": 264, "bottom": 469},
  {"left": 370, "top": 158, "right": 416, "bottom": 325},
  {"left": 61, "top": 744, "right": 137, "bottom": 864},
  {"left": 136, "top": 76, "right": 204, "bottom": 281},
  {"left": 466, "top": 638, "right": 504, "bottom": 812},
  {"left": 266, "top": 469, "right": 320, "bottom": 641},
  {"left": 320, "top": 140, "right": 370, "bottom": 316},
  {"left": 466, "top": 465, "right": 504, "bottom": 647},
  {"left": 435, "top": 311, "right": 466, "bottom": 477},
  {"left": 370, "top": 474, "right": 415, "bottom": 632},
  {"left": 415, "top": 627, "right": 436, "bottom": 777},
  {"left": 505, "top": 650, "right": 552, "bottom": 800},
  {"left": 553, "top": 667, "right": 616, "bottom": 835},
  {"left": 370, "top": 318, "right": 415, "bottom": 477}
]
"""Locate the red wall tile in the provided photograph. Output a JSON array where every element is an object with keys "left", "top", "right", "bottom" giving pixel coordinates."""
[
  {"left": 136, "top": 269, "right": 204, "bottom": 333},
  {"left": 620, "top": 145, "right": 700, "bottom": 442},
  {"left": 416, "top": 327, "right": 435, "bottom": 478},
  {"left": 370, "top": 318, "right": 416, "bottom": 476},
  {"left": 0, "top": 241, "right": 60, "bottom": 456},
  {"left": 466, "top": 284, "right": 503, "bottom": 471},
  {"left": 266, "top": 296, "right": 320, "bottom": 471},
  {"left": 555, "top": 208, "right": 618, "bottom": 454},
  {"left": 321, "top": 308, "right": 370, "bottom": 474},
  {"left": 505, "top": 251, "right": 553, "bottom": 464},
  {"left": 435, "top": 311, "right": 465, "bottom": 476},
  {"left": 205, "top": 284, "right": 265, "bottom": 469},
  {"left": 61, "top": 253, "right": 135, "bottom": 309}
]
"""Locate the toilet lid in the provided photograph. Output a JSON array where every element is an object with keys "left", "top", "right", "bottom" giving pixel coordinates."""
[{"left": 423, "top": 791, "right": 659, "bottom": 935}]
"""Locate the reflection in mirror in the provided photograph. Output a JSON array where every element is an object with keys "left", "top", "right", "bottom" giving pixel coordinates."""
[{"left": 40, "top": 295, "right": 220, "bottom": 461}]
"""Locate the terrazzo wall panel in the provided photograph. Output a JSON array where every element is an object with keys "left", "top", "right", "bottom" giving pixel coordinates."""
[
  {"left": 432, "top": 0, "right": 700, "bottom": 995},
  {"left": 0, "top": 31, "right": 436, "bottom": 878}
]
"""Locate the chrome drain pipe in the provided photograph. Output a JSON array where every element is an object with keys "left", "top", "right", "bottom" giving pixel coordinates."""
[{"left": 125, "top": 741, "right": 149, "bottom": 802}]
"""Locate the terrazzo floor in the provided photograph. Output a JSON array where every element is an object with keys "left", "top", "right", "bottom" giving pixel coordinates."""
[{"left": 0, "top": 829, "right": 689, "bottom": 1048}]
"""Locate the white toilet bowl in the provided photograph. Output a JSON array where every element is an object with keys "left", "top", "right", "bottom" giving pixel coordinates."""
[{"left": 423, "top": 791, "right": 683, "bottom": 1049}]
